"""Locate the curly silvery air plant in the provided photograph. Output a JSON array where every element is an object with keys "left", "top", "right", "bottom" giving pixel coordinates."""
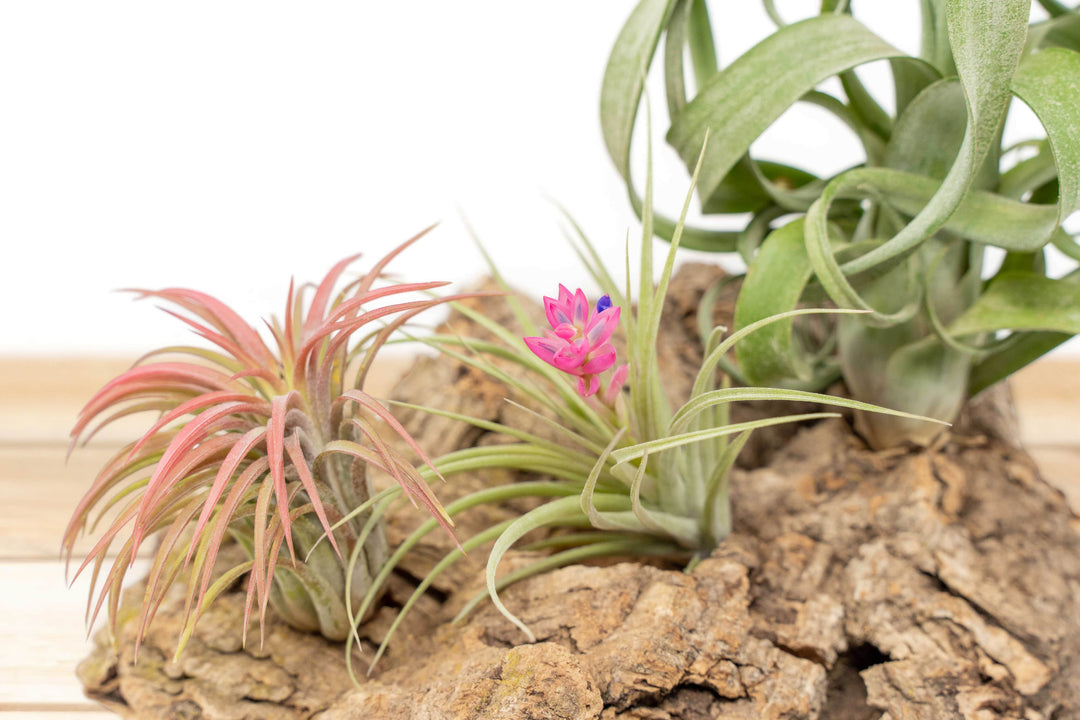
[
  {"left": 601, "top": 0, "right": 1080, "bottom": 448},
  {"left": 331, "top": 150, "right": 944, "bottom": 674},
  {"left": 63, "top": 229, "right": 480, "bottom": 656}
]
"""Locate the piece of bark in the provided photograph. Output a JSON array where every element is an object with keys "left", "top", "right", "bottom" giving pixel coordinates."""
[{"left": 78, "top": 265, "right": 1080, "bottom": 719}]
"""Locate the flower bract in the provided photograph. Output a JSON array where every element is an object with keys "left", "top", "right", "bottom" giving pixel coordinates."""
[{"left": 524, "top": 285, "right": 626, "bottom": 399}]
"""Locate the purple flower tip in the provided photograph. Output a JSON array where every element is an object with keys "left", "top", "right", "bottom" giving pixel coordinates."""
[{"left": 595, "top": 295, "right": 612, "bottom": 314}]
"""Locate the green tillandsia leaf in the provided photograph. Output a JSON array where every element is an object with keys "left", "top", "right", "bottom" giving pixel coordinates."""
[
  {"left": 848, "top": 169, "right": 1060, "bottom": 252},
  {"left": 482, "top": 493, "right": 632, "bottom": 642},
  {"left": 804, "top": 0, "right": 1029, "bottom": 310},
  {"left": 390, "top": 400, "right": 604, "bottom": 457},
  {"left": 606, "top": 0, "right": 812, "bottom": 233},
  {"left": 601, "top": 0, "right": 679, "bottom": 182},
  {"left": 670, "top": 386, "right": 948, "bottom": 435},
  {"left": 666, "top": 14, "right": 904, "bottom": 209},
  {"left": 969, "top": 330, "right": 1072, "bottom": 394},
  {"left": 884, "top": 80, "right": 966, "bottom": 181},
  {"left": 174, "top": 560, "right": 253, "bottom": 658},
  {"left": 1028, "top": 13, "right": 1080, "bottom": 53},
  {"left": 1010, "top": 47, "right": 1080, "bottom": 225},
  {"left": 920, "top": 0, "right": 958, "bottom": 76},
  {"left": 1055, "top": 232, "right": 1080, "bottom": 261},
  {"left": 839, "top": 68, "right": 893, "bottom": 141},
  {"left": 949, "top": 272, "right": 1080, "bottom": 337},
  {"left": 1034, "top": 0, "right": 1080, "bottom": 18},
  {"left": 702, "top": 429, "right": 750, "bottom": 544},
  {"left": 352, "top": 482, "right": 580, "bottom": 628},
  {"left": 664, "top": 0, "right": 718, "bottom": 122},
  {"left": 999, "top": 141, "right": 1057, "bottom": 199},
  {"left": 610, "top": 412, "right": 840, "bottom": 465},
  {"left": 734, "top": 220, "right": 816, "bottom": 384},
  {"left": 687, "top": 0, "right": 718, "bottom": 85},
  {"left": 366, "top": 518, "right": 517, "bottom": 672},
  {"left": 629, "top": 127, "right": 706, "bottom": 441},
  {"left": 664, "top": 0, "right": 691, "bottom": 121},
  {"left": 848, "top": 331, "right": 970, "bottom": 448},
  {"left": 698, "top": 159, "right": 821, "bottom": 216}
]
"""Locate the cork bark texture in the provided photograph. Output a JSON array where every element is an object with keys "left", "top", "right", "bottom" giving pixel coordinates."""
[{"left": 78, "top": 266, "right": 1080, "bottom": 719}]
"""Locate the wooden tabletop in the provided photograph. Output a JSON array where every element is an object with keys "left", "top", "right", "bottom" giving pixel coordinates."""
[{"left": 0, "top": 356, "right": 1076, "bottom": 718}]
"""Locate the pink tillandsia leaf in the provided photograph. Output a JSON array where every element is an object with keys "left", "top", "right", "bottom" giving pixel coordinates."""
[
  {"left": 250, "top": 474, "right": 277, "bottom": 633},
  {"left": 129, "top": 408, "right": 263, "bottom": 557},
  {"left": 284, "top": 431, "right": 341, "bottom": 560},
  {"left": 69, "top": 363, "right": 245, "bottom": 450},
  {"left": 257, "top": 484, "right": 307, "bottom": 639},
  {"left": 351, "top": 225, "right": 438, "bottom": 302},
  {"left": 134, "top": 492, "right": 206, "bottom": 655},
  {"left": 127, "top": 391, "right": 262, "bottom": 459},
  {"left": 68, "top": 235, "right": 466, "bottom": 655},
  {"left": 339, "top": 391, "right": 448, "bottom": 484},
  {"left": 265, "top": 392, "right": 310, "bottom": 564},
  {"left": 126, "top": 288, "right": 274, "bottom": 368},
  {"left": 189, "top": 458, "right": 269, "bottom": 630},
  {"left": 303, "top": 253, "right": 363, "bottom": 336},
  {"left": 62, "top": 434, "right": 173, "bottom": 568},
  {"left": 184, "top": 426, "right": 268, "bottom": 565}
]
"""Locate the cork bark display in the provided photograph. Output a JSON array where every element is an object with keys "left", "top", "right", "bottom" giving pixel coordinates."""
[{"left": 78, "top": 266, "right": 1080, "bottom": 720}]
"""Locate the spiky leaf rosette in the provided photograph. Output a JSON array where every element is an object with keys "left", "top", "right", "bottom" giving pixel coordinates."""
[
  {"left": 63, "top": 228, "right": 475, "bottom": 654},
  {"left": 601, "top": 0, "right": 1080, "bottom": 447}
]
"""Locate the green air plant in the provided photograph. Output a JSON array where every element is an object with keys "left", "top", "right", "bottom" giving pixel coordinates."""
[
  {"left": 331, "top": 153, "right": 944, "bottom": 676},
  {"left": 63, "top": 229, "right": 478, "bottom": 656},
  {"left": 601, "top": 0, "right": 1080, "bottom": 447}
]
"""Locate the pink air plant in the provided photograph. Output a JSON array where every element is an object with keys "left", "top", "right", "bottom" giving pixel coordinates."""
[
  {"left": 63, "top": 228, "right": 486, "bottom": 653},
  {"left": 524, "top": 285, "right": 628, "bottom": 404}
]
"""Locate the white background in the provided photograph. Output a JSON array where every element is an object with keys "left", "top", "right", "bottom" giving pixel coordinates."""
[{"left": 1, "top": 1, "right": 1075, "bottom": 355}]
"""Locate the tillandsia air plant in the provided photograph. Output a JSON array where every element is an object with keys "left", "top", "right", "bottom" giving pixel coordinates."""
[
  {"left": 63, "top": 229, "right": 478, "bottom": 656},
  {"left": 601, "top": 0, "right": 1080, "bottom": 447},
  {"left": 333, "top": 154, "right": 944, "bottom": 676}
]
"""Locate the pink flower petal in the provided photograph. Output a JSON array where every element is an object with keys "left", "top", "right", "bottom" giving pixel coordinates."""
[
  {"left": 554, "top": 323, "right": 577, "bottom": 339},
  {"left": 544, "top": 295, "right": 573, "bottom": 329},
  {"left": 581, "top": 344, "right": 616, "bottom": 375},
  {"left": 585, "top": 306, "right": 620, "bottom": 346},
  {"left": 553, "top": 344, "right": 586, "bottom": 374},
  {"left": 571, "top": 288, "right": 590, "bottom": 326},
  {"left": 524, "top": 335, "right": 564, "bottom": 367},
  {"left": 602, "top": 363, "right": 629, "bottom": 405},
  {"left": 577, "top": 375, "right": 601, "bottom": 397}
]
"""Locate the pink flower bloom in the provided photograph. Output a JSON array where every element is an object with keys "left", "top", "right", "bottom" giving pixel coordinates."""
[{"left": 524, "top": 285, "right": 628, "bottom": 400}]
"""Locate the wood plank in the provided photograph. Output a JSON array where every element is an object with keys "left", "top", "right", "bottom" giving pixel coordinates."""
[
  {"left": 1029, "top": 446, "right": 1080, "bottom": 515},
  {"left": 0, "top": 358, "right": 134, "bottom": 446},
  {"left": 0, "top": 446, "right": 125, "bottom": 558},
  {"left": 1011, "top": 359, "right": 1080, "bottom": 448},
  {"left": 0, "top": 561, "right": 147, "bottom": 709},
  {"left": 0, "top": 712, "right": 118, "bottom": 718}
]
